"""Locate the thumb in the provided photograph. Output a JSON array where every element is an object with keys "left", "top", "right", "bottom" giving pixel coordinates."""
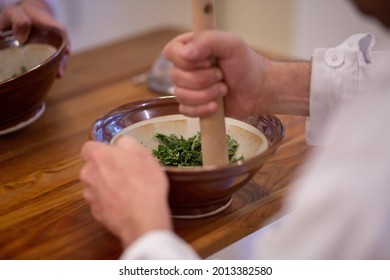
[
  {"left": 115, "top": 136, "right": 143, "bottom": 152},
  {"left": 13, "top": 22, "right": 31, "bottom": 43},
  {"left": 0, "top": 6, "right": 31, "bottom": 43},
  {"left": 115, "top": 136, "right": 158, "bottom": 162},
  {"left": 185, "top": 30, "right": 244, "bottom": 61}
]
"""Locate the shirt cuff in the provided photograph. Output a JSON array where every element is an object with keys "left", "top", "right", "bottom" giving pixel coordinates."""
[
  {"left": 306, "top": 33, "right": 375, "bottom": 146},
  {"left": 120, "top": 230, "right": 200, "bottom": 260}
]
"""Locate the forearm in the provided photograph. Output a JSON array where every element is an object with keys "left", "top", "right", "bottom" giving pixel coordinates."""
[{"left": 259, "top": 60, "right": 311, "bottom": 116}]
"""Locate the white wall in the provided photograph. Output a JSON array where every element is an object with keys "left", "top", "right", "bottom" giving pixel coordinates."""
[
  {"left": 56, "top": 0, "right": 192, "bottom": 53},
  {"left": 291, "top": 0, "right": 390, "bottom": 59},
  {"left": 215, "top": 0, "right": 293, "bottom": 57},
  {"left": 215, "top": 0, "right": 390, "bottom": 58},
  {"left": 55, "top": 0, "right": 390, "bottom": 58}
]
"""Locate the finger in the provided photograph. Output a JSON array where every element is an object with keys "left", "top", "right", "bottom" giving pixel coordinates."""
[
  {"left": 0, "top": 6, "right": 32, "bottom": 43},
  {"left": 80, "top": 141, "right": 110, "bottom": 162},
  {"left": 56, "top": 39, "right": 71, "bottom": 78},
  {"left": 0, "top": 6, "right": 16, "bottom": 30},
  {"left": 56, "top": 53, "right": 69, "bottom": 78},
  {"left": 114, "top": 136, "right": 138, "bottom": 151},
  {"left": 82, "top": 187, "right": 95, "bottom": 203},
  {"left": 115, "top": 136, "right": 153, "bottom": 159},
  {"left": 178, "top": 101, "right": 218, "bottom": 118},
  {"left": 192, "top": 30, "right": 245, "bottom": 60},
  {"left": 174, "top": 82, "right": 227, "bottom": 106},
  {"left": 0, "top": 11, "right": 11, "bottom": 30},
  {"left": 89, "top": 203, "right": 103, "bottom": 223},
  {"left": 167, "top": 31, "right": 240, "bottom": 63},
  {"left": 167, "top": 32, "right": 194, "bottom": 45},
  {"left": 163, "top": 32, "right": 193, "bottom": 59},
  {"left": 163, "top": 32, "right": 212, "bottom": 70},
  {"left": 171, "top": 66, "right": 223, "bottom": 89},
  {"left": 82, "top": 144, "right": 125, "bottom": 186},
  {"left": 79, "top": 163, "right": 96, "bottom": 188},
  {"left": 13, "top": 20, "right": 31, "bottom": 43}
]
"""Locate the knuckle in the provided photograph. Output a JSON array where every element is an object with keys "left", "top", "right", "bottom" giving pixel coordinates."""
[
  {"left": 171, "top": 68, "right": 181, "bottom": 83},
  {"left": 79, "top": 167, "right": 89, "bottom": 183},
  {"left": 90, "top": 149, "right": 104, "bottom": 162}
]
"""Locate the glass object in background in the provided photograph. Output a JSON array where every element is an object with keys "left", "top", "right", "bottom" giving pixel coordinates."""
[{"left": 132, "top": 52, "right": 174, "bottom": 95}]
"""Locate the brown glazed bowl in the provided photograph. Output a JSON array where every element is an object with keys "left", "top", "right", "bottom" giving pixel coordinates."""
[
  {"left": 90, "top": 96, "right": 284, "bottom": 218},
  {"left": 0, "top": 26, "right": 67, "bottom": 135}
]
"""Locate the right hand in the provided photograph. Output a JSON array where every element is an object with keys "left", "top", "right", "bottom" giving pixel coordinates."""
[{"left": 163, "top": 31, "right": 271, "bottom": 118}]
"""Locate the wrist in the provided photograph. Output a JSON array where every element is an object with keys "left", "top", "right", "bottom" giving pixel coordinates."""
[
  {"left": 260, "top": 60, "right": 311, "bottom": 116},
  {"left": 121, "top": 223, "right": 173, "bottom": 249},
  {"left": 120, "top": 203, "right": 173, "bottom": 248}
]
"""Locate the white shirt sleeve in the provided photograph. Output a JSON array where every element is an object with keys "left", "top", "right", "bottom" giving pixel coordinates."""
[
  {"left": 307, "top": 33, "right": 376, "bottom": 146},
  {"left": 258, "top": 91, "right": 390, "bottom": 259},
  {"left": 258, "top": 36, "right": 390, "bottom": 259},
  {"left": 120, "top": 230, "right": 200, "bottom": 260}
]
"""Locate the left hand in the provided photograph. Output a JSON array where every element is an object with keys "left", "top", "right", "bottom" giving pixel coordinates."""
[
  {"left": 0, "top": 0, "right": 71, "bottom": 78},
  {"left": 80, "top": 136, "right": 172, "bottom": 248}
]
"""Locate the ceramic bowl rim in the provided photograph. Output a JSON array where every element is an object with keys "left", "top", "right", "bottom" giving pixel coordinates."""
[
  {"left": 0, "top": 26, "right": 68, "bottom": 88},
  {"left": 90, "top": 96, "right": 285, "bottom": 174}
]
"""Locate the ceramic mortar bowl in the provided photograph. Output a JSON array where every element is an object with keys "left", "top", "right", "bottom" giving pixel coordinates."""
[
  {"left": 91, "top": 96, "right": 284, "bottom": 218},
  {"left": 0, "top": 26, "right": 67, "bottom": 135}
]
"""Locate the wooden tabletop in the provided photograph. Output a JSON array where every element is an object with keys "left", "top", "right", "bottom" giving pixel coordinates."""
[{"left": 0, "top": 28, "right": 310, "bottom": 260}]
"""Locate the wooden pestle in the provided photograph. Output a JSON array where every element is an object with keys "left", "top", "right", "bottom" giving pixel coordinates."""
[{"left": 192, "top": 0, "right": 229, "bottom": 166}]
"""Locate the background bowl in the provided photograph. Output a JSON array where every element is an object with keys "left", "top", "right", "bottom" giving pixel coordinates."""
[
  {"left": 0, "top": 26, "right": 67, "bottom": 134},
  {"left": 91, "top": 96, "right": 284, "bottom": 218}
]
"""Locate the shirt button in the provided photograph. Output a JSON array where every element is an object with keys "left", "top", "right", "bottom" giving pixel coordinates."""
[{"left": 325, "top": 49, "right": 345, "bottom": 68}]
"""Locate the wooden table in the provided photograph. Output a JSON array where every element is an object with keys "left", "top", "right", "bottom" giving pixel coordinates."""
[{"left": 0, "top": 28, "right": 310, "bottom": 259}]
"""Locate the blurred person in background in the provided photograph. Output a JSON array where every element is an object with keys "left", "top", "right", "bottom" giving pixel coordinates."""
[
  {"left": 0, "top": 0, "right": 70, "bottom": 77},
  {"left": 77, "top": 0, "right": 388, "bottom": 259}
]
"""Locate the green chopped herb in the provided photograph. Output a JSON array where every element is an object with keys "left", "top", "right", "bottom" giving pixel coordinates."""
[
  {"left": 12, "top": 65, "right": 28, "bottom": 78},
  {"left": 152, "top": 132, "right": 244, "bottom": 167}
]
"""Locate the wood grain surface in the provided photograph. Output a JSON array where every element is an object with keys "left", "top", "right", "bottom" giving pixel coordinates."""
[{"left": 0, "top": 28, "right": 310, "bottom": 260}]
